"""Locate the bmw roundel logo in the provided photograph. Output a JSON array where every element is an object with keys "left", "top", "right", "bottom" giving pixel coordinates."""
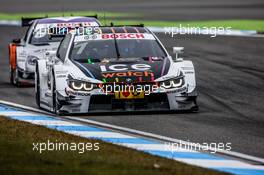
[{"left": 126, "top": 78, "right": 132, "bottom": 83}]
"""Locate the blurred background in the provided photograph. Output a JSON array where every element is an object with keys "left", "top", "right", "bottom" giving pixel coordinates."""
[{"left": 1, "top": 0, "right": 264, "bottom": 31}]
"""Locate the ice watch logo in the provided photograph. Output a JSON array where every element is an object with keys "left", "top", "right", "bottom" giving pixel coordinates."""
[
  {"left": 100, "top": 64, "right": 151, "bottom": 72},
  {"left": 101, "top": 70, "right": 154, "bottom": 78},
  {"left": 100, "top": 64, "right": 154, "bottom": 78}
]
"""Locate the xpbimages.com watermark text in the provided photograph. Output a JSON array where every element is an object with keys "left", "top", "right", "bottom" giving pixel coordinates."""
[{"left": 32, "top": 140, "right": 100, "bottom": 154}]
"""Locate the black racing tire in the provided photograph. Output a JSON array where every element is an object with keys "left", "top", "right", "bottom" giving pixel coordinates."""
[
  {"left": 52, "top": 70, "right": 60, "bottom": 114},
  {"left": 12, "top": 66, "right": 22, "bottom": 87},
  {"left": 191, "top": 98, "right": 199, "bottom": 112},
  {"left": 35, "top": 63, "right": 40, "bottom": 108},
  {"left": 9, "top": 65, "right": 15, "bottom": 85}
]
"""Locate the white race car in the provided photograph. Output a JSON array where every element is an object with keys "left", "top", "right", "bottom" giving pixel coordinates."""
[
  {"left": 35, "top": 25, "right": 198, "bottom": 114},
  {"left": 9, "top": 16, "right": 100, "bottom": 86}
]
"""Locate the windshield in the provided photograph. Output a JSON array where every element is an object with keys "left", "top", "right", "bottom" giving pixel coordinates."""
[
  {"left": 70, "top": 38, "right": 167, "bottom": 62},
  {"left": 30, "top": 23, "right": 65, "bottom": 45},
  {"left": 30, "top": 23, "right": 96, "bottom": 45}
]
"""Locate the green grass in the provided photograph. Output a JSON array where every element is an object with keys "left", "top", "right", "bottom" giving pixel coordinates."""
[
  {"left": 0, "top": 116, "right": 228, "bottom": 175},
  {"left": 0, "top": 11, "right": 263, "bottom": 31}
]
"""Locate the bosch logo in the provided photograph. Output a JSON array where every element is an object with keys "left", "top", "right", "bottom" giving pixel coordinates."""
[{"left": 102, "top": 33, "right": 145, "bottom": 39}]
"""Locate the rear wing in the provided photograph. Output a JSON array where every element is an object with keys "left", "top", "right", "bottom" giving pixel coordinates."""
[
  {"left": 108, "top": 23, "right": 144, "bottom": 27},
  {"left": 84, "top": 15, "right": 98, "bottom": 19},
  {"left": 21, "top": 15, "right": 98, "bottom": 27},
  {"left": 21, "top": 17, "right": 43, "bottom": 27}
]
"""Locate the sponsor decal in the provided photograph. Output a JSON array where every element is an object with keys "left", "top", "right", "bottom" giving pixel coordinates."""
[
  {"left": 99, "top": 64, "right": 156, "bottom": 82},
  {"left": 100, "top": 63, "right": 154, "bottom": 80},
  {"left": 102, "top": 33, "right": 145, "bottom": 39},
  {"left": 56, "top": 75, "right": 66, "bottom": 78},
  {"left": 17, "top": 51, "right": 27, "bottom": 57},
  {"left": 114, "top": 91, "right": 144, "bottom": 99},
  {"left": 74, "top": 33, "right": 155, "bottom": 42},
  {"left": 185, "top": 71, "right": 194, "bottom": 74},
  {"left": 182, "top": 67, "right": 194, "bottom": 70},
  {"left": 17, "top": 59, "right": 26, "bottom": 62},
  {"left": 55, "top": 70, "right": 68, "bottom": 74},
  {"left": 100, "top": 64, "right": 151, "bottom": 72},
  {"left": 56, "top": 22, "right": 94, "bottom": 27},
  {"left": 102, "top": 71, "right": 154, "bottom": 78},
  {"left": 34, "top": 47, "right": 57, "bottom": 53}
]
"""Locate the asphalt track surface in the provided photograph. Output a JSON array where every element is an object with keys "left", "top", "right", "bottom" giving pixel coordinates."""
[
  {"left": 1, "top": 0, "right": 264, "bottom": 20},
  {"left": 0, "top": 26, "right": 264, "bottom": 158}
]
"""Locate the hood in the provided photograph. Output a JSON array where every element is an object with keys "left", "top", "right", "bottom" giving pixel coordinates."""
[{"left": 73, "top": 57, "right": 171, "bottom": 83}]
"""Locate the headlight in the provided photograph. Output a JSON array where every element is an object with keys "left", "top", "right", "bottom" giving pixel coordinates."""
[
  {"left": 160, "top": 77, "right": 184, "bottom": 89},
  {"left": 27, "top": 55, "right": 39, "bottom": 65},
  {"left": 69, "top": 80, "right": 95, "bottom": 91}
]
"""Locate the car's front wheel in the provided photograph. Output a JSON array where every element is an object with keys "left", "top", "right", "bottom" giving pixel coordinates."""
[{"left": 52, "top": 70, "right": 60, "bottom": 114}]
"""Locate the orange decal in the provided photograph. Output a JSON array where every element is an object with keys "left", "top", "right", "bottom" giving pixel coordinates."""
[
  {"left": 9, "top": 44, "right": 17, "bottom": 70},
  {"left": 102, "top": 70, "right": 153, "bottom": 78},
  {"left": 116, "top": 72, "right": 127, "bottom": 77},
  {"left": 102, "top": 73, "right": 115, "bottom": 78},
  {"left": 133, "top": 72, "right": 143, "bottom": 76}
]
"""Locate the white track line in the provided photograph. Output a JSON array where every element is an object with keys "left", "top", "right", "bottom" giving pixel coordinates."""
[
  {"left": 0, "top": 100, "right": 51, "bottom": 115},
  {"left": 66, "top": 131, "right": 136, "bottom": 138},
  {"left": 0, "top": 111, "right": 37, "bottom": 116},
  {"left": 0, "top": 99, "right": 263, "bottom": 164},
  {"left": 118, "top": 143, "right": 197, "bottom": 152},
  {"left": 26, "top": 120, "right": 80, "bottom": 126},
  {"left": 174, "top": 159, "right": 264, "bottom": 170}
]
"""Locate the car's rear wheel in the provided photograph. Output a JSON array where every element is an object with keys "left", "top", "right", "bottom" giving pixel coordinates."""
[
  {"left": 12, "top": 66, "right": 21, "bottom": 87},
  {"left": 9, "top": 65, "right": 14, "bottom": 85},
  {"left": 35, "top": 63, "right": 40, "bottom": 108}
]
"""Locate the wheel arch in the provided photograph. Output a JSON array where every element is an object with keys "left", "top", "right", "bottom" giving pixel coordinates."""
[{"left": 181, "top": 60, "right": 196, "bottom": 93}]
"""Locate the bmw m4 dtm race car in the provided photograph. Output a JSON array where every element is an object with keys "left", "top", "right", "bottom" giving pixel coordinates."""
[
  {"left": 35, "top": 25, "right": 198, "bottom": 114},
  {"left": 9, "top": 16, "right": 100, "bottom": 86}
]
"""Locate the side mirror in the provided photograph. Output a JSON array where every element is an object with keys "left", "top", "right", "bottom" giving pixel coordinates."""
[
  {"left": 172, "top": 47, "right": 184, "bottom": 62},
  {"left": 46, "top": 51, "right": 57, "bottom": 66},
  {"left": 12, "top": 39, "right": 21, "bottom": 44}
]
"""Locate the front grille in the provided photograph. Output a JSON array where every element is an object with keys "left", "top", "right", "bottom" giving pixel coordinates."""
[{"left": 89, "top": 93, "right": 169, "bottom": 112}]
